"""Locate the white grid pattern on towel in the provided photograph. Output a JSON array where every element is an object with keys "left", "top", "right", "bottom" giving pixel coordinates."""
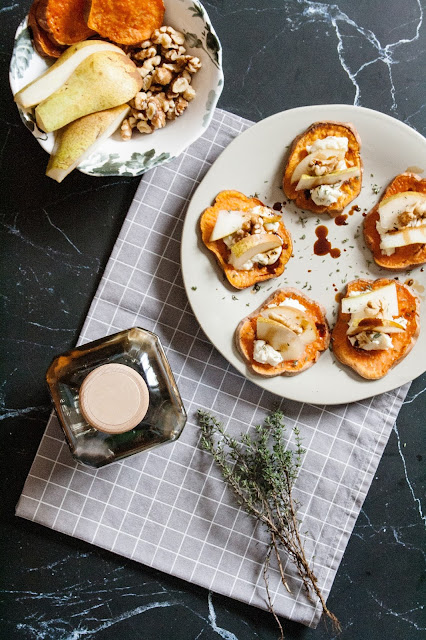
[{"left": 16, "top": 109, "right": 410, "bottom": 629}]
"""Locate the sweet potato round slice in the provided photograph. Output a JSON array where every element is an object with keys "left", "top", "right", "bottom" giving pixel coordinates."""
[
  {"left": 85, "top": 0, "right": 165, "bottom": 45},
  {"left": 28, "top": 0, "right": 65, "bottom": 58},
  {"left": 363, "top": 172, "right": 426, "bottom": 270},
  {"left": 200, "top": 190, "right": 293, "bottom": 290},
  {"left": 283, "top": 121, "right": 362, "bottom": 217},
  {"left": 36, "top": 0, "right": 96, "bottom": 45},
  {"left": 235, "top": 288, "right": 330, "bottom": 377},
  {"left": 331, "top": 278, "right": 420, "bottom": 380}
]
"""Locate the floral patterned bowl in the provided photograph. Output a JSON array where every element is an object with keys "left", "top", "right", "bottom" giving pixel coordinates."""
[{"left": 9, "top": 0, "right": 223, "bottom": 177}]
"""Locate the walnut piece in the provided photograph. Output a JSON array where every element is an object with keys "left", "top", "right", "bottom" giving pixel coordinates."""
[{"left": 120, "top": 25, "right": 202, "bottom": 140}]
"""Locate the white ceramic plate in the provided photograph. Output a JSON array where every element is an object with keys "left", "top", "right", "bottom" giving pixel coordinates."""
[
  {"left": 181, "top": 105, "right": 426, "bottom": 405},
  {"left": 9, "top": 0, "right": 223, "bottom": 177}
]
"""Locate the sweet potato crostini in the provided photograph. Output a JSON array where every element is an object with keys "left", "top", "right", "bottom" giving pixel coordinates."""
[
  {"left": 235, "top": 288, "right": 330, "bottom": 377},
  {"left": 331, "top": 278, "right": 420, "bottom": 380},
  {"left": 363, "top": 172, "right": 426, "bottom": 269},
  {"left": 283, "top": 121, "right": 362, "bottom": 217},
  {"left": 200, "top": 190, "right": 292, "bottom": 289}
]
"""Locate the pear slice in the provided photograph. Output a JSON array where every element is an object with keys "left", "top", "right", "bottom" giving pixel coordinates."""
[
  {"left": 35, "top": 51, "right": 142, "bottom": 133},
  {"left": 295, "top": 166, "right": 360, "bottom": 191},
  {"left": 291, "top": 148, "right": 345, "bottom": 184},
  {"left": 380, "top": 225, "right": 426, "bottom": 250},
  {"left": 256, "top": 317, "right": 309, "bottom": 361},
  {"left": 341, "top": 283, "right": 399, "bottom": 317},
  {"left": 230, "top": 233, "right": 282, "bottom": 269},
  {"left": 262, "top": 305, "right": 315, "bottom": 339},
  {"left": 209, "top": 210, "right": 247, "bottom": 241},
  {"left": 378, "top": 192, "right": 426, "bottom": 232},
  {"left": 347, "top": 317, "right": 406, "bottom": 336},
  {"left": 14, "top": 41, "right": 126, "bottom": 109},
  {"left": 256, "top": 317, "right": 305, "bottom": 360},
  {"left": 46, "top": 105, "right": 130, "bottom": 183}
]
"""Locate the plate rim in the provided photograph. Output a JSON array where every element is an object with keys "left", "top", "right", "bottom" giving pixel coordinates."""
[{"left": 181, "top": 103, "right": 426, "bottom": 405}]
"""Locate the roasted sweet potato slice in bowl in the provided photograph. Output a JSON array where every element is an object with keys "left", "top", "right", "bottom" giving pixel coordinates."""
[
  {"left": 36, "top": 0, "right": 96, "bottom": 45},
  {"left": 199, "top": 190, "right": 293, "bottom": 290},
  {"left": 28, "top": 0, "right": 66, "bottom": 58},
  {"left": 85, "top": 0, "right": 165, "bottom": 45}
]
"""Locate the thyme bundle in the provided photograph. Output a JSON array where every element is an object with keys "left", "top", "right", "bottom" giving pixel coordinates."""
[{"left": 197, "top": 409, "right": 340, "bottom": 637}]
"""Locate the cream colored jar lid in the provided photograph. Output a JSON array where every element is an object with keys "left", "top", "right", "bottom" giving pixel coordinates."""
[{"left": 79, "top": 363, "right": 149, "bottom": 434}]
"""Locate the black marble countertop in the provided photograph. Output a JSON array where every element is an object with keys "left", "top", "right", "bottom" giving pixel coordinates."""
[{"left": 1, "top": 1, "right": 425, "bottom": 638}]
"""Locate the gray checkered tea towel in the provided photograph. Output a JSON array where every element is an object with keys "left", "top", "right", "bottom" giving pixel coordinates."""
[{"left": 16, "top": 109, "right": 410, "bottom": 628}]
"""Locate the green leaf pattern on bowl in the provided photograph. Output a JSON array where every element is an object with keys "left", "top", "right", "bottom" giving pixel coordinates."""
[
  {"left": 17, "top": 106, "right": 48, "bottom": 141},
  {"left": 80, "top": 150, "right": 172, "bottom": 177},
  {"left": 10, "top": 26, "right": 33, "bottom": 80},
  {"left": 184, "top": 1, "right": 221, "bottom": 69},
  {"left": 188, "top": 2, "right": 205, "bottom": 19},
  {"left": 203, "top": 89, "right": 218, "bottom": 127}
]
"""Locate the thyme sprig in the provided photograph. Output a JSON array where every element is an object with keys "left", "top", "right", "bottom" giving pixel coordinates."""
[{"left": 197, "top": 409, "right": 340, "bottom": 636}]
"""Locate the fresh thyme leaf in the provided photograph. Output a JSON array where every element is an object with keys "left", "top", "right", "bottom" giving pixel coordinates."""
[{"left": 197, "top": 409, "right": 340, "bottom": 636}]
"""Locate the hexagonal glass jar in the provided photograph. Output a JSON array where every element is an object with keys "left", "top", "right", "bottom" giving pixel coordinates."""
[{"left": 46, "top": 327, "right": 187, "bottom": 468}]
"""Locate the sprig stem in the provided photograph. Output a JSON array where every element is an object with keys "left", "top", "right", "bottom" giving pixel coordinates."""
[{"left": 197, "top": 409, "right": 340, "bottom": 636}]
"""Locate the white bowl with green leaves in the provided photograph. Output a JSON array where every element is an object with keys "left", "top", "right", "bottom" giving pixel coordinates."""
[{"left": 9, "top": 0, "right": 223, "bottom": 177}]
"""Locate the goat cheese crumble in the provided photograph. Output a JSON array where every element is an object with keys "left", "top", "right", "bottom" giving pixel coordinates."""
[
  {"left": 310, "top": 183, "right": 343, "bottom": 206},
  {"left": 267, "top": 298, "right": 307, "bottom": 312},
  {"left": 253, "top": 340, "right": 284, "bottom": 366},
  {"left": 307, "top": 136, "right": 349, "bottom": 153}
]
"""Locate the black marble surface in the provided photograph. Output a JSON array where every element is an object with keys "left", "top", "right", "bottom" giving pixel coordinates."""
[{"left": 1, "top": 1, "right": 425, "bottom": 638}]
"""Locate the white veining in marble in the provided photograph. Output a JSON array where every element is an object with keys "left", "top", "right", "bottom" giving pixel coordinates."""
[{"left": 393, "top": 420, "right": 425, "bottom": 524}]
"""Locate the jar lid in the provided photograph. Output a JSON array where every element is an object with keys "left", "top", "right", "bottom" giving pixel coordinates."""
[{"left": 79, "top": 363, "right": 149, "bottom": 434}]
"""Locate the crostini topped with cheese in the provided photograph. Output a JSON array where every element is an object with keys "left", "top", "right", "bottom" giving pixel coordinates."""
[
  {"left": 331, "top": 278, "right": 420, "bottom": 379},
  {"left": 283, "top": 121, "right": 362, "bottom": 216},
  {"left": 364, "top": 172, "right": 426, "bottom": 269},
  {"left": 200, "top": 190, "right": 292, "bottom": 289},
  {"left": 235, "top": 288, "right": 330, "bottom": 376}
]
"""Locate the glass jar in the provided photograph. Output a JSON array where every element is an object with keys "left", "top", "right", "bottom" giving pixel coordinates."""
[{"left": 46, "top": 327, "right": 187, "bottom": 468}]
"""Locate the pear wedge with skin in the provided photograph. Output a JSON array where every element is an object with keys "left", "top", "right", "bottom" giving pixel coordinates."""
[
  {"left": 35, "top": 51, "right": 142, "bottom": 133},
  {"left": 45, "top": 104, "right": 130, "bottom": 183},
  {"left": 15, "top": 41, "right": 126, "bottom": 109}
]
